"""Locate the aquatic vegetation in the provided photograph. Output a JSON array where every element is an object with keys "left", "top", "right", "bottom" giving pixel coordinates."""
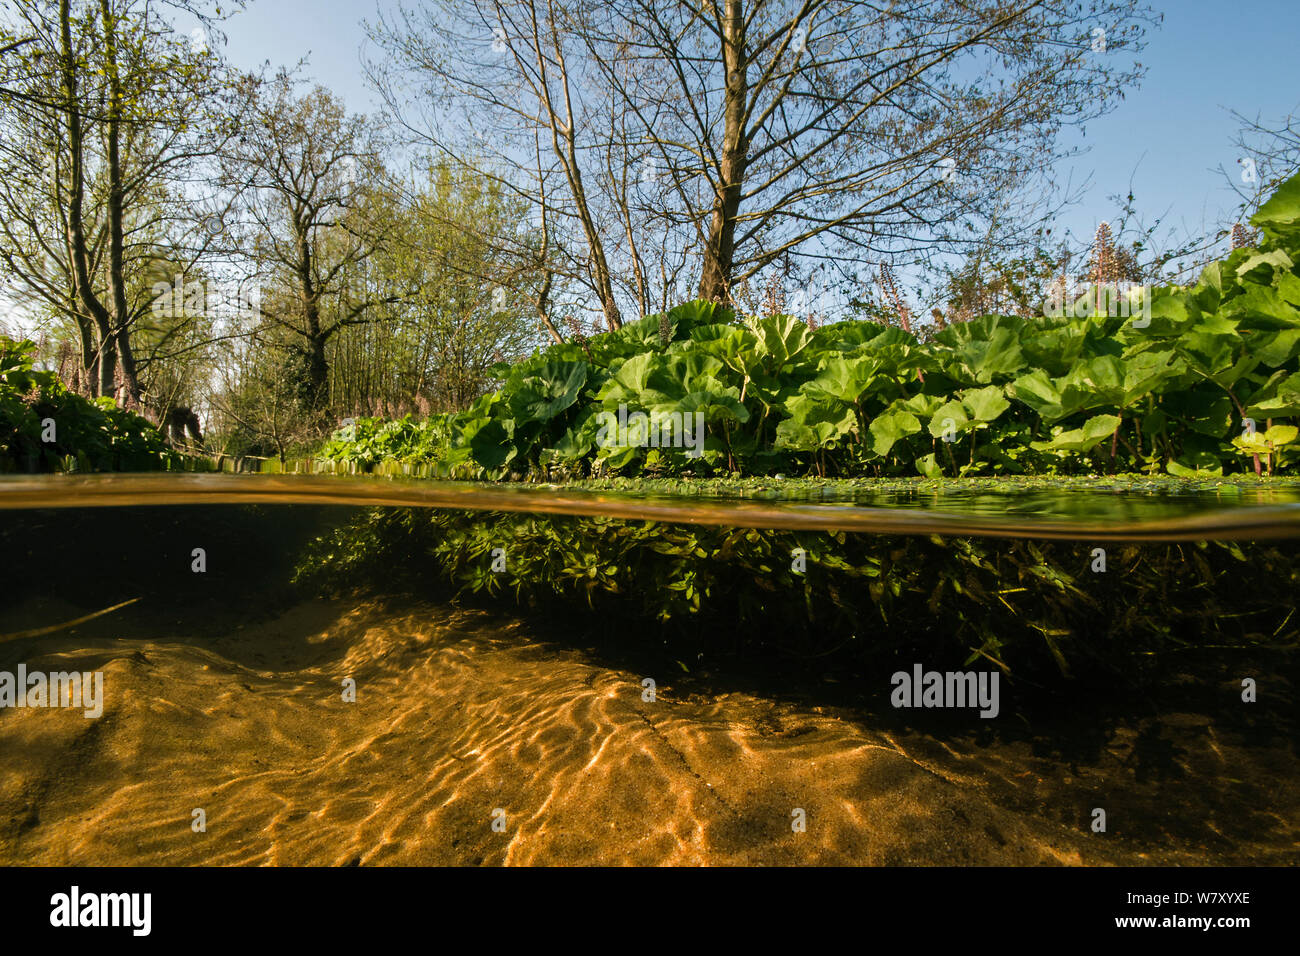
[
  {"left": 543, "top": 473, "right": 1300, "bottom": 503},
  {"left": 319, "top": 174, "right": 1300, "bottom": 482},
  {"left": 0, "top": 336, "right": 187, "bottom": 473},
  {"left": 293, "top": 507, "right": 1300, "bottom": 680}
]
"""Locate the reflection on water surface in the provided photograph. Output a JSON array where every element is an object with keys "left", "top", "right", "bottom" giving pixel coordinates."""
[{"left": 3, "top": 472, "right": 1300, "bottom": 540}]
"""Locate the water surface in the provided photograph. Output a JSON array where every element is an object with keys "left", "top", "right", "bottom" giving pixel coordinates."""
[{"left": 3, "top": 472, "right": 1300, "bottom": 540}]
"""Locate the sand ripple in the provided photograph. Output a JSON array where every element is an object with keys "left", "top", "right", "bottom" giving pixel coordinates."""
[{"left": 1, "top": 598, "right": 1295, "bottom": 865}]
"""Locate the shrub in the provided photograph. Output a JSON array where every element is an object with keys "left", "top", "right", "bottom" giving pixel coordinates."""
[{"left": 0, "top": 336, "right": 185, "bottom": 473}]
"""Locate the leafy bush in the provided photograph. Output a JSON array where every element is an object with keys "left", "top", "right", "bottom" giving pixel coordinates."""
[
  {"left": 0, "top": 336, "right": 185, "bottom": 472},
  {"left": 321, "top": 173, "right": 1300, "bottom": 481}
]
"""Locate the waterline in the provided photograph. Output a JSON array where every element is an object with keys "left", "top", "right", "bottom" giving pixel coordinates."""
[{"left": 2, "top": 473, "right": 1300, "bottom": 541}]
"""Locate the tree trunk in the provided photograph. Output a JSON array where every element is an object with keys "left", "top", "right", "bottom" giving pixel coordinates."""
[
  {"left": 74, "top": 313, "right": 95, "bottom": 396},
  {"left": 295, "top": 225, "right": 330, "bottom": 411},
  {"left": 99, "top": 0, "right": 141, "bottom": 407},
  {"left": 535, "top": 269, "right": 565, "bottom": 344},
  {"left": 306, "top": 334, "right": 329, "bottom": 411},
  {"left": 698, "top": 0, "right": 747, "bottom": 304},
  {"left": 60, "top": 0, "right": 116, "bottom": 400},
  {"left": 114, "top": 329, "right": 142, "bottom": 408},
  {"left": 534, "top": 12, "right": 622, "bottom": 330},
  {"left": 96, "top": 330, "right": 117, "bottom": 398}
]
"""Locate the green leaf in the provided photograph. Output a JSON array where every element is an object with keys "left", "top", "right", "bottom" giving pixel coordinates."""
[
  {"left": 914, "top": 452, "right": 943, "bottom": 478},
  {"left": 753, "top": 314, "right": 811, "bottom": 369},
  {"left": 508, "top": 360, "right": 589, "bottom": 421},
  {"left": 1252, "top": 171, "right": 1300, "bottom": 237},
  {"left": 1008, "top": 369, "right": 1095, "bottom": 422},
  {"left": 1167, "top": 447, "right": 1223, "bottom": 477},
  {"left": 869, "top": 408, "right": 922, "bottom": 457},
  {"left": 1035, "top": 414, "right": 1122, "bottom": 453},
  {"left": 1246, "top": 371, "right": 1300, "bottom": 418},
  {"left": 928, "top": 400, "right": 970, "bottom": 439},
  {"left": 467, "top": 419, "right": 515, "bottom": 469},
  {"left": 933, "top": 315, "right": 1027, "bottom": 384},
  {"left": 1266, "top": 424, "right": 1299, "bottom": 446},
  {"left": 961, "top": 385, "right": 1011, "bottom": 422}
]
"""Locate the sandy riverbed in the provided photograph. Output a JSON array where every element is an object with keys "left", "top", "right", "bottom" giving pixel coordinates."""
[{"left": 0, "top": 596, "right": 1295, "bottom": 865}]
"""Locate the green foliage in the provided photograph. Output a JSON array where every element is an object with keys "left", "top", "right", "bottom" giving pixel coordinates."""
[
  {"left": 294, "top": 506, "right": 1300, "bottom": 679},
  {"left": 321, "top": 174, "right": 1300, "bottom": 481},
  {"left": 0, "top": 336, "right": 183, "bottom": 473}
]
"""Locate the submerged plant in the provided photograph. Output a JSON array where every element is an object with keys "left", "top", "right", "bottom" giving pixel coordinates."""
[{"left": 293, "top": 506, "right": 1300, "bottom": 682}]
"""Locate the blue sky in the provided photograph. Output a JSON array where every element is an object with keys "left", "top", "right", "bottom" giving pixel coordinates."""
[{"left": 213, "top": 0, "right": 1300, "bottom": 269}]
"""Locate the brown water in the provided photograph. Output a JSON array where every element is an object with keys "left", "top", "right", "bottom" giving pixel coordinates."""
[
  {"left": 1, "top": 593, "right": 1296, "bottom": 866},
  {"left": 2, "top": 476, "right": 1298, "bottom": 866}
]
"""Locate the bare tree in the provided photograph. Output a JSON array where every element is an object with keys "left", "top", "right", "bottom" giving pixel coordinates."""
[
  {"left": 1222, "top": 102, "right": 1300, "bottom": 226},
  {"left": 367, "top": 0, "right": 635, "bottom": 333},
  {"left": 219, "top": 73, "right": 398, "bottom": 412},
  {"left": 368, "top": 0, "right": 1156, "bottom": 320}
]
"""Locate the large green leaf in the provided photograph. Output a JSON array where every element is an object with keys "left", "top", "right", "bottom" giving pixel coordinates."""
[
  {"left": 650, "top": 352, "right": 729, "bottom": 397},
  {"left": 927, "top": 400, "right": 970, "bottom": 439},
  {"left": 1252, "top": 171, "right": 1300, "bottom": 238},
  {"left": 466, "top": 418, "right": 515, "bottom": 469},
  {"left": 1252, "top": 328, "right": 1300, "bottom": 367},
  {"left": 1220, "top": 286, "right": 1300, "bottom": 330},
  {"left": 869, "top": 407, "right": 922, "bottom": 457},
  {"left": 962, "top": 385, "right": 1011, "bottom": 422},
  {"left": 664, "top": 388, "right": 750, "bottom": 423},
  {"left": 933, "top": 314, "right": 1027, "bottom": 384},
  {"left": 665, "top": 299, "right": 731, "bottom": 338},
  {"left": 775, "top": 394, "right": 857, "bottom": 449},
  {"left": 810, "top": 321, "right": 900, "bottom": 352},
  {"left": 803, "top": 354, "right": 892, "bottom": 404},
  {"left": 1246, "top": 371, "right": 1300, "bottom": 418},
  {"left": 597, "top": 353, "right": 659, "bottom": 403},
  {"left": 752, "top": 314, "right": 811, "bottom": 370},
  {"left": 1008, "top": 369, "right": 1095, "bottom": 422},
  {"left": 508, "top": 360, "right": 589, "bottom": 421},
  {"left": 1034, "top": 414, "right": 1122, "bottom": 454}
]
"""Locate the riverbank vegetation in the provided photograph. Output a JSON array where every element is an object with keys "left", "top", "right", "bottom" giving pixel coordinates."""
[
  {"left": 12, "top": 0, "right": 1296, "bottom": 471},
  {"left": 0, "top": 336, "right": 185, "bottom": 472},
  {"left": 316, "top": 175, "right": 1300, "bottom": 482},
  {"left": 2, "top": 3, "right": 1298, "bottom": 491}
]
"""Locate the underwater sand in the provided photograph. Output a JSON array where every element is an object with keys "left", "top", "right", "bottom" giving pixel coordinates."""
[{"left": 0, "top": 596, "right": 1295, "bottom": 866}]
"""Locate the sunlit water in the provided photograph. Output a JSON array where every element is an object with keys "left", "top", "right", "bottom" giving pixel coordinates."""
[
  {"left": 1, "top": 474, "right": 1297, "bottom": 865},
  {"left": 3, "top": 472, "right": 1300, "bottom": 539}
]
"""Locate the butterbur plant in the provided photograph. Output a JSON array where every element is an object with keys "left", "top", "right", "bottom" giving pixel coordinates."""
[
  {"left": 320, "top": 173, "right": 1300, "bottom": 483},
  {"left": 1232, "top": 423, "right": 1297, "bottom": 474}
]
